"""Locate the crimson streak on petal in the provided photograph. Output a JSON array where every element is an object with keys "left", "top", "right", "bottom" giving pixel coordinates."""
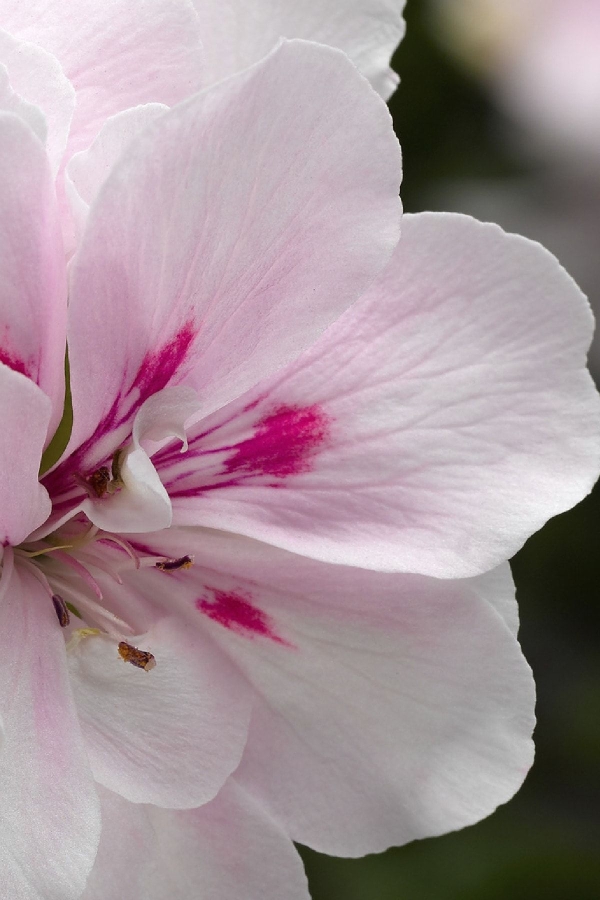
[
  {"left": 197, "top": 588, "right": 289, "bottom": 645},
  {"left": 223, "top": 403, "right": 331, "bottom": 479}
]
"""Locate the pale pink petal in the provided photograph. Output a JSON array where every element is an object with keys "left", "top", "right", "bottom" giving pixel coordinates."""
[
  {"left": 147, "top": 528, "right": 535, "bottom": 856},
  {"left": 81, "top": 781, "right": 309, "bottom": 900},
  {"left": 66, "top": 103, "right": 168, "bottom": 244},
  {"left": 0, "top": 29, "right": 74, "bottom": 176},
  {"left": 0, "top": 559, "right": 100, "bottom": 899},
  {"left": 80, "top": 388, "right": 200, "bottom": 534},
  {"left": 0, "top": 113, "right": 66, "bottom": 437},
  {"left": 0, "top": 366, "right": 52, "bottom": 544},
  {"left": 68, "top": 614, "right": 252, "bottom": 808},
  {"left": 192, "top": 0, "right": 406, "bottom": 98},
  {"left": 476, "top": 562, "right": 520, "bottom": 637},
  {"left": 165, "top": 212, "right": 600, "bottom": 577},
  {"left": 63, "top": 40, "right": 401, "bottom": 474},
  {"left": 3, "top": 0, "right": 203, "bottom": 159}
]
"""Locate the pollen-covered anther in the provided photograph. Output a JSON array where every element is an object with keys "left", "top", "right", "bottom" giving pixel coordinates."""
[
  {"left": 52, "top": 594, "right": 70, "bottom": 628},
  {"left": 155, "top": 555, "right": 194, "bottom": 572},
  {"left": 81, "top": 448, "right": 126, "bottom": 498},
  {"left": 118, "top": 641, "right": 156, "bottom": 671}
]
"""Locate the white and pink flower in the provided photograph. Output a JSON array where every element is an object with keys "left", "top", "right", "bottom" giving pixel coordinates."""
[{"left": 0, "top": 9, "right": 599, "bottom": 900}]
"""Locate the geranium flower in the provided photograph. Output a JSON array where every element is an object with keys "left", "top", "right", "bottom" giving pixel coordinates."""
[{"left": 1, "top": 38, "right": 599, "bottom": 900}]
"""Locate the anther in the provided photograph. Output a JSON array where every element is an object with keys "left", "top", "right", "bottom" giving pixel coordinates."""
[
  {"left": 52, "top": 594, "right": 70, "bottom": 628},
  {"left": 155, "top": 555, "right": 194, "bottom": 572},
  {"left": 118, "top": 641, "right": 156, "bottom": 671}
]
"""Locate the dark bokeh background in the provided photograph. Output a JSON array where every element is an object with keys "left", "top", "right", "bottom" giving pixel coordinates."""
[{"left": 301, "top": 2, "right": 600, "bottom": 897}]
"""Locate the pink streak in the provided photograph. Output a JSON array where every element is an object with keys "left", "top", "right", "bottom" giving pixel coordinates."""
[
  {"left": 223, "top": 404, "right": 330, "bottom": 478},
  {"left": 196, "top": 588, "right": 287, "bottom": 644}
]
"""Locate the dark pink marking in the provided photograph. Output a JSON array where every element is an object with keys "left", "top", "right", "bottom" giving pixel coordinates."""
[
  {"left": 131, "top": 322, "right": 196, "bottom": 401},
  {"left": 224, "top": 404, "right": 330, "bottom": 479},
  {"left": 0, "top": 348, "right": 31, "bottom": 378},
  {"left": 197, "top": 588, "right": 287, "bottom": 644},
  {"left": 43, "top": 322, "right": 197, "bottom": 502}
]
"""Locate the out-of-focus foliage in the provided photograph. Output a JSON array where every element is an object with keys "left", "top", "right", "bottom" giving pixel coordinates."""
[{"left": 301, "top": 1, "right": 600, "bottom": 896}]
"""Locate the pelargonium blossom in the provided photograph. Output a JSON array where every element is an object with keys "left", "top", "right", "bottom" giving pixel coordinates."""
[{"left": 1, "top": 38, "right": 599, "bottom": 900}]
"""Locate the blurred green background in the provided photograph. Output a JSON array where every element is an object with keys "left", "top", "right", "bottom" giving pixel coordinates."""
[{"left": 301, "top": 2, "right": 600, "bottom": 897}]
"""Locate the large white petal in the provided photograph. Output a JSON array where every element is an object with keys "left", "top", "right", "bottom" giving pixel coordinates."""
[
  {"left": 68, "top": 614, "right": 252, "bottom": 808},
  {"left": 81, "top": 781, "right": 310, "bottom": 900},
  {"left": 57, "top": 40, "right": 400, "bottom": 485},
  {"left": 136, "top": 527, "right": 536, "bottom": 856},
  {"left": 192, "top": 0, "right": 405, "bottom": 98},
  {"left": 0, "top": 560, "right": 100, "bottom": 899},
  {"left": 166, "top": 212, "right": 600, "bottom": 577},
  {"left": 0, "top": 114, "right": 66, "bottom": 437}
]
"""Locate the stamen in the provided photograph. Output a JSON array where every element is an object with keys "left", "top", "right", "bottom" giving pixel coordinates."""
[
  {"left": 118, "top": 641, "right": 156, "bottom": 671},
  {"left": 53, "top": 550, "right": 104, "bottom": 600},
  {"left": 156, "top": 555, "right": 194, "bottom": 571},
  {"left": 97, "top": 533, "right": 141, "bottom": 569},
  {"left": 52, "top": 594, "right": 70, "bottom": 627}
]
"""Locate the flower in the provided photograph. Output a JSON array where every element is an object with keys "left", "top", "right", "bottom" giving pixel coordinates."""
[{"left": 1, "top": 36, "right": 599, "bottom": 900}]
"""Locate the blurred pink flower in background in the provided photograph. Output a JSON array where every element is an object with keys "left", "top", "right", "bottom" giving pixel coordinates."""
[
  {"left": 0, "top": 2, "right": 599, "bottom": 899},
  {"left": 432, "top": 0, "right": 600, "bottom": 164}
]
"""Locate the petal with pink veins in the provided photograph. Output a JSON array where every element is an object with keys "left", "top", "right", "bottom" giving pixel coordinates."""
[
  {"left": 0, "top": 29, "right": 74, "bottom": 176},
  {"left": 63, "top": 40, "right": 401, "bottom": 474},
  {"left": 66, "top": 103, "right": 168, "bottom": 244},
  {"left": 165, "top": 212, "right": 600, "bottom": 577},
  {"left": 147, "top": 528, "right": 534, "bottom": 857},
  {"left": 67, "top": 614, "right": 252, "bottom": 808},
  {"left": 2, "top": 0, "right": 204, "bottom": 160},
  {"left": 192, "top": 0, "right": 406, "bottom": 98},
  {"left": 0, "top": 365, "right": 52, "bottom": 545},
  {"left": 0, "top": 559, "right": 100, "bottom": 900},
  {"left": 0, "top": 114, "right": 66, "bottom": 437},
  {"left": 81, "top": 781, "right": 309, "bottom": 900}
]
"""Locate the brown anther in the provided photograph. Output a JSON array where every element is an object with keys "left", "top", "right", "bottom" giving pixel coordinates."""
[
  {"left": 87, "top": 466, "right": 112, "bottom": 498},
  {"left": 155, "top": 555, "right": 194, "bottom": 572},
  {"left": 118, "top": 641, "right": 156, "bottom": 672},
  {"left": 52, "top": 594, "right": 70, "bottom": 628}
]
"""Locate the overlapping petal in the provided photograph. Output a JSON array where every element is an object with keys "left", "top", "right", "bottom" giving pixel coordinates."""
[
  {"left": 67, "top": 614, "right": 252, "bottom": 808},
  {"left": 0, "top": 114, "right": 66, "bottom": 435},
  {"left": 81, "top": 781, "right": 310, "bottom": 900},
  {"left": 0, "top": 560, "right": 100, "bottom": 899},
  {"left": 164, "top": 213, "right": 600, "bottom": 576},
  {"left": 2, "top": 0, "right": 204, "bottom": 159},
  {"left": 192, "top": 0, "right": 406, "bottom": 98},
  {"left": 0, "top": 366, "right": 52, "bottom": 545},
  {"left": 132, "top": 527, "right": 535, "bottom": 856},
  {"left": 63, "top": 40, "right": 401, "bottom": 473},
  {"left": 0, "top": 30, "right": 74, "bottom": 176}
]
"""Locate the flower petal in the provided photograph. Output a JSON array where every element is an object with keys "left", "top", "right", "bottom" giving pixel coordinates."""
[
  {"left": 66, "top": 103, "right": 168, "bottom": 244},
  {"left": 0, "top": 29, "right": 74, "bottom": 176},
  {"left": 0, "top": 113, "right": 66, "bottom": 436},
  {"left": 64, "top": 40, "right": 401, "bottom": 473},
  {"left": 80, "top": 388, "right": 201, "bottom": 534},
  {"left": 68, "top": 613, "right": 252, "bottom": 808},
  {"left": 81, "top": 781, "right": 309, "bottom": 900},
  {"left": 0, "top": 559, "right": 100, "bottom": 899},
  {"left": 0, "top": 365, "right": 52, "bottom": 544},
  {"left": 4, "top": 0, "right": 203, "bottom": 159},
  {"left": 165, "top": 212, "right": 600, "bottom": 576},
  {"left": 192, "top": 0, "right": 406, "bottom": 98},
  {"left": 150, "top": 528, "right": 535, "bottom": 856}
]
